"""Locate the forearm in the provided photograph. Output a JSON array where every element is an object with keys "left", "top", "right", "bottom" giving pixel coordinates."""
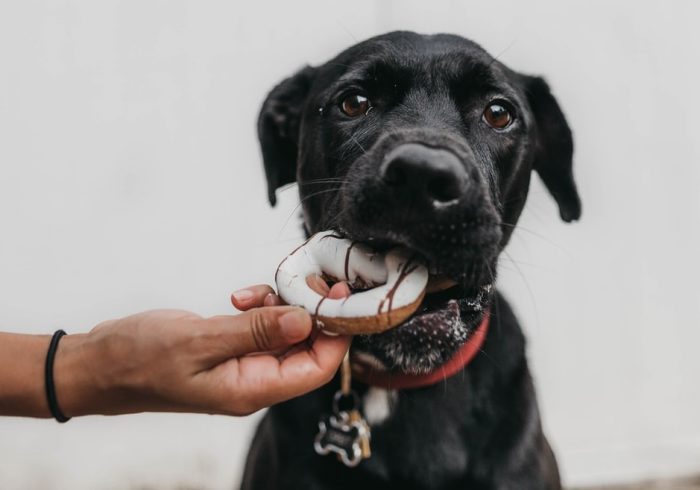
[
  {"left": 0, "top": 294, "right": 348, "bottom": 419},
  {"left": 0, "top": 332, "right": 97, "bottom": 418},
  {"left": 0, "top": 333, "right": 52, "bottom": 417}
]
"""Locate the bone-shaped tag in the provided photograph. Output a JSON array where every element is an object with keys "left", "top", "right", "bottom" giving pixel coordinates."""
[{"left": 314, "top": 412, "right": 367, "bottom": 467}]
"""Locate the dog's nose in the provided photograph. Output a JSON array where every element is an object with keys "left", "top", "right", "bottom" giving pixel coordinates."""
[{"left": 380, "top": 143, "right": 466, "bottom": 205}]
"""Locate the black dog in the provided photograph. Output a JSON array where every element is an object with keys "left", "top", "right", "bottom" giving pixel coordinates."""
[{"left": 242, "top": 31, "right": 580, "bottom": 490}]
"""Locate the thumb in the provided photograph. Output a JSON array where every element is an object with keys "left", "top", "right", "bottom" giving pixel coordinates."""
[
  {"left": 327, "top": 281, "right": 351, "bottom": 299},
  {"left": 202, "top": 306, "right": 312, "bottom": 360}
]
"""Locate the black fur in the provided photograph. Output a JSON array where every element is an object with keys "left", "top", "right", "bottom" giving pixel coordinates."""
[{"left": 243, "top": 31, "right": 580, "bottom": 490}]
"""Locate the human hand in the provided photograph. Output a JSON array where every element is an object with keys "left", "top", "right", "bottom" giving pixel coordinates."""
[{"left": 53, "top": 281, "right": 351, "bottom": 417}]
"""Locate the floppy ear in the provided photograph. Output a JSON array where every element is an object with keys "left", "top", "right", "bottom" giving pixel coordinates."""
[
  {"left": 523, "top": 76, "right": 582, "bottom": 222},
  {"left": 258, "top": 66, "right": 317, "bottom": 206}
]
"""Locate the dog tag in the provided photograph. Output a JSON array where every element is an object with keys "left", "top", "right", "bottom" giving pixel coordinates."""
[
  {"left": 314, "top": 410, "right": 367, "bottom": 467},
  {"left": 314, "top": 353, "right": 372, "bottom": 467},
  {"left": 314, "top": 389, "right": 372, "bottom": 467}
]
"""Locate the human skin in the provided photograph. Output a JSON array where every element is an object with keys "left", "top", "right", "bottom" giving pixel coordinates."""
[{"left": 0, "top": 280, "right": 350, "bottom": 419}]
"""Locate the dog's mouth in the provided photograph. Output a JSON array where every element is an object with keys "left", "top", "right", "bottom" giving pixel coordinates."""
[
  {"left": 309, "top": 217, "right": 499, "bottom": 372},
  {"left": 404, "top": 271, "right": 488, "bottom": 335},
  {"left": 343, "top": 238, "right": 493, "bottom": 374},
  {"left": 352, "top": 276, "right": 491, "bottom": 374}
]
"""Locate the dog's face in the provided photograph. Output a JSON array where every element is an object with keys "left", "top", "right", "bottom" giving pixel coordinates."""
[{"left": 259, "top": 32, "right": 581, "bottom": 373}]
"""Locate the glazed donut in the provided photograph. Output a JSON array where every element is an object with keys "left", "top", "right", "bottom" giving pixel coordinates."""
[{"left": 275, "top": 231, "right": 429, "bottom": 335}]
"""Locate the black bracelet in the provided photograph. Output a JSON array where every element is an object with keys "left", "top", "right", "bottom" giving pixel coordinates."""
[{"left": 44, "top": 329, "right": 71, "bottom": 423}]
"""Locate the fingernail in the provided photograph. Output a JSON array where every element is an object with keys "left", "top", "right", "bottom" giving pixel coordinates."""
[
  {"left": 279, "top": 309, "right": 311, "bottom": 340},
  {"left": 263, "top": 293, "right": 277, "bottom": 306},
  {"left": 232, "top": 289, "right": 254, "bottom": 303}
]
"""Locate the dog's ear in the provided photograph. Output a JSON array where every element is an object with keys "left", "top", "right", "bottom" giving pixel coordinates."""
[
  {"left": 523, "top": 76, "right": 581, "bottom": 222},
  {"left": 258, "top": 66, "right": 317, "bottom": 206}
]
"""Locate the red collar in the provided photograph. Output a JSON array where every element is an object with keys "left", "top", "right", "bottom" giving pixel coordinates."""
[{"left": 351, "top": 311, "right": 490, "bottom": 390}]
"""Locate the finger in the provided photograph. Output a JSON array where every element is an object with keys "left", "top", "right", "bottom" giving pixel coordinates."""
[
  {"left": 263, "top": 293, "right": 283, "bottom": 307},
  {"left": 203, "top": 334, "right": 351, "bottom": 414},
  {"left": 242, "top": 334, "right": 351, "bottom": 409},
  {"left": 203, "top": 307, "right": 312, "bottom": 360},
  {"left": 231, "top": 284, "right": 277, "bottom": 311},
  {"left": 327, "top": 281, "right": 351, "bottom": 299},
  {"left": 306, "top": 274, "right": 330, "bottom": 296}
]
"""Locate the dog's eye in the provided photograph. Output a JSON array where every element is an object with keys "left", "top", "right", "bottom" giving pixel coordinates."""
[
  {"left": 340, "top": 94, "right": 371, "bottom": 117},
  {"left": 482, "top": 103, "right": 513, "bottom": 129}
]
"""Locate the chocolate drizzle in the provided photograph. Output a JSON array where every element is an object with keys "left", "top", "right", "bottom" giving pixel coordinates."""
[
  {"left": 389, "top": 263, "right": 419, "bottom": 313},
  {"left": 276, "top": 232, "right": 426, "bottom": 334},
  {"left": 313, "top": 296, "right": 327, "bottom": 328},
  {"left": 377, "top": 255, "right": 419, "bottom": 320},
  {"left": 318, "top": 232, "right": 345, "bottom": 241},
  {"left": 275, "top": 236, "right": 312, "bottom": 285},
  {"left": 344, "top": 241, "right": 357, "bottom": 282}
]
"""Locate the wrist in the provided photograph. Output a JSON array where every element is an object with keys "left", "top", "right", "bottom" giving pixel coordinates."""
[{"left": 52, "top": 333, "right": 98, "bottom": 417}]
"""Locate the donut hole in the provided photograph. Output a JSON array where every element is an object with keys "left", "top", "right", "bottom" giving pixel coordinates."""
[
  {"left": 328, "top": 274, "right": 384, "bottom": 293},
  {"left": 305, "top": 274, "right": 354, "bottom": 299},
  {"left": 305, "top": 273, "right": 378, "bottom": 296}
]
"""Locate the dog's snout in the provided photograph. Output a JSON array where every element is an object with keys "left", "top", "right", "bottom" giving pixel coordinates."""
[{"left": 380, "top": 144, "right": 467, "bottom": 205}]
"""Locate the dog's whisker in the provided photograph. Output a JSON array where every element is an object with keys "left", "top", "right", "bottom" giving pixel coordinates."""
[
  {"left": 298, "top": 179, "right": 347, "bottom": 186},
  {"left": 487, "top": 38, "right": 518, "bottom": 67},
  {"left": 319, "top": 206, "right": 351, "bottom": 232},
  {"left": 335, "top": 18, "right": 359, "bottom": 43},
  {"left": 500, "top": 251, "right": 541, "bottom": 332},
  {"left": 276, "top": 188, "right": 342, "bottom": 238},
  {"left": 499, "top": 255, "right": 550, "bottom": 272},
  {"left": 301, "top": 176, "right": 347, "bottom": 183},
  {"left": 276, "top": 182, "right": 299, "bottom": 194},
  {"left": 300, "top": 178, "right": 346, "bottom": 182},
  {"left": 500, "top": 221, "right": 570, "bottom": 255},
  {"left": 295, "top": 187, "right": 342, "bottom": 209},
  {"left": 350, "top": 135, "right": 367, "bottom": 155},
  {"left": 336, "top": 124, "right": 375, "bottom": 160}
]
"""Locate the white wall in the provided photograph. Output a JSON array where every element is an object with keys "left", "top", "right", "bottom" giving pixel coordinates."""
[{"left": 1, "top": 1, "right": 699, "bottom": 488}]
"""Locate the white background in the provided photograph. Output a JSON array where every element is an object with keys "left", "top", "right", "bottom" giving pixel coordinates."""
[{"left": 1, "top": 1, "right": 699, "bottom": 488}]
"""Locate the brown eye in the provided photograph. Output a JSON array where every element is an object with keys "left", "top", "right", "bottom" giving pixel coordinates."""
[
  {"left": 483, "top": 102, "right": 513, "bottom": 129},
  {"left": 341, "top": 94, "right": 370, "bottom": 117}
]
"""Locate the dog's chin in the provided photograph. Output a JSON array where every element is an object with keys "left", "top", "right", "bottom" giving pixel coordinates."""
[{"left": 352, "top": 283, "right": 492, "bottom": 375}]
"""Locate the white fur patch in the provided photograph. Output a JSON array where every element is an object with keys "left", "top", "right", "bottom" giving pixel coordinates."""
[{"left": 363, "top": 387, "right": 397, "bottom": 426}]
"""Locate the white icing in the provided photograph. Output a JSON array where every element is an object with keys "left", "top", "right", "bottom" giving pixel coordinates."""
[{"left": 276, "top": 231, "right": 428, "bottom": 320}]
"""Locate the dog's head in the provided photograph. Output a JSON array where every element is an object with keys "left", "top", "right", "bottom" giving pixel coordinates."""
[{"left": 258, "top": 32, "right": 580, "bottom": 373}]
